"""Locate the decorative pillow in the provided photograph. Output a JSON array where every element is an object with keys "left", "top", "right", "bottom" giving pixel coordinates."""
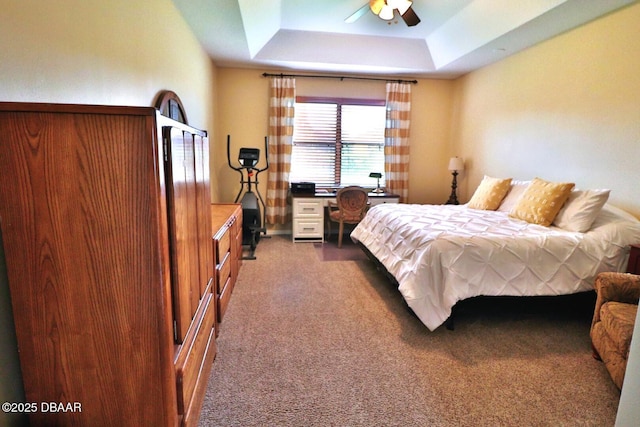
[
  {"left": 553, "top": 189, "right": 610, "bottom": 232},
  {"left": 509, "top": 177, "right": 575, "bottom": 226},
  {"left": 497, "top": 180, "right": 531, "bottom": 212},
  {"left": 467, "top": 176, "right": 512, "bottom": 210}
]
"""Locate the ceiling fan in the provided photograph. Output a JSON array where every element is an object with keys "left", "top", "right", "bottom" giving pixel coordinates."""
[{"left": 345, "top": 0, "right": 421, "bottom": 27}]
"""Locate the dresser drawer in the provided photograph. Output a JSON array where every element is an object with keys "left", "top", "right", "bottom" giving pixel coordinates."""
[
  {"left": 216, "top": 252, "right": 231, "bottom": 294},
  {"left": 217, "top": 275, "right": 232, "bottom": 321},
  {"left": 293, "top": 199, "right": 323, "bottom": 217},
  {"left": 214, "top": 226, "right": 230, "bottom": 264},
  {"left": 175, "top": 293, "right": 216, "bottom": 417}
]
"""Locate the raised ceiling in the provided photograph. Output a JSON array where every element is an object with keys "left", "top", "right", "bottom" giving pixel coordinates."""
[{"left": 172, "top": 0, "right": 636, "bottom": 79}]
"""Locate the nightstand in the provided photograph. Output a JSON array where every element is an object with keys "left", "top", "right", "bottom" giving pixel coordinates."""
[{"left": 627, "top": 244, "right": 640, "bottom": 274}]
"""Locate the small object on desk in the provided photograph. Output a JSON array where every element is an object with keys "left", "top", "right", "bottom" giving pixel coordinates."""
[
  {"left": 369, "top": 172, "right": 383, "bottom": 193},
  {"left": 291, "top": 181, "right": 316, "bottom": 195}
]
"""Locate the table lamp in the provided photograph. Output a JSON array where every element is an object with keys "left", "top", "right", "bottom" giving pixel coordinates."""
[
  {"left": 369, "top": 172, "right": 383, "bottom": 193},
  {"left": 446, "top": 157, "right": 464, "bottom": 204}
]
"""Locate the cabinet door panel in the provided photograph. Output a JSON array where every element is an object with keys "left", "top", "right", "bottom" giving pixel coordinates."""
[
  {"left": 194, "top": 134, "right": 213, "bottom": 296},
  {"left": 165, "top": 127, "right": 199, "bottom": 343},
  {"left": 0, "top": 108, "right": 173, "bottom": 425}
]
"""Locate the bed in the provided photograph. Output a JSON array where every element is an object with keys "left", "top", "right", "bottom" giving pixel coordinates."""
[{"left": 351, "top": 178, "right": 640, "bottom": 331}]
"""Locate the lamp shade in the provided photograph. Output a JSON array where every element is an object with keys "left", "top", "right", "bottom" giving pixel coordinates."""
[
  {"left": 448, "top": 157, "right": 464, "bottom": 172},
  {"left": 388, "top": 0, "right": 412, "bottom": 14},
  {"left": 378, "top": 5, "right": 395, "bottom": 20},
  {"left": 369, "top": 0, "right": 385, "bottom": 15}
]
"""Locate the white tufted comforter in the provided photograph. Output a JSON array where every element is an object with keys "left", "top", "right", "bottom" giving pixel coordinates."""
[{"left": 351, "top": 203, "right": 640, "bottom": 331}]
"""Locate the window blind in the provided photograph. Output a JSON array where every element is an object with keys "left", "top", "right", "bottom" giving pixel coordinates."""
[{"left": 290, "top": 99, "right": 385, "bottom": 189}]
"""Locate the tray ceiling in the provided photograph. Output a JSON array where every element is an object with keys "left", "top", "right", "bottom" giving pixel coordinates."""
[{"left": 172, "top": 0, "right": 636, "bottom": 78}]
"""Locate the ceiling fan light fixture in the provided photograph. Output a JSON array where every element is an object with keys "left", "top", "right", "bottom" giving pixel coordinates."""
[
  {"left": 357, "top": 0, "right": 420, "bottom": 26},
  {"left": 387, "top": 0, "right": 412, "bottom": 14},
  {"left": 379, "top": 5, "right": 395, "bottom": 20},
  {"left": 369, "top": 0, "right": 385, "bottom": 16}
]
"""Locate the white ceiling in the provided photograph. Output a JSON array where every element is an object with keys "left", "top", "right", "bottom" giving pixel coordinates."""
[{"left": 172, "top": 0, "right": 636, "bottom": 79}]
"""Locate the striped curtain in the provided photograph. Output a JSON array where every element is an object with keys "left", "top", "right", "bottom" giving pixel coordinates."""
[
  {"left": 384, "top": 82, "right": 411, "bottom": 203},
  {"left": 266, "top": 77, "right": 296, "bottom": 224}
]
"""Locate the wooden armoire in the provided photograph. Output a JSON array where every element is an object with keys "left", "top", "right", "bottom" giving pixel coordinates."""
[{"left": 0, "top": 102, "right": 216, "bottom": 426}]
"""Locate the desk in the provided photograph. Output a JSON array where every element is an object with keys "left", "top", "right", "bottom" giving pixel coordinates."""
[{"left": 292, "top": 192, "right": 400, "bottom": 242}]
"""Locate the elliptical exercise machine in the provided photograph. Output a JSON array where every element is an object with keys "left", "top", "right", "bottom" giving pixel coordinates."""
[{"left": 226, "top": 135, "right": 269, "bottom": 260}]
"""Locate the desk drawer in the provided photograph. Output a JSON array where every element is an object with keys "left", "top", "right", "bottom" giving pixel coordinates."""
[
  {"left": 293, "top": 199, "right": 323, "bottom": 217},
  {"left": 293, "top": 219, "right": 323, "bottom": 237}
]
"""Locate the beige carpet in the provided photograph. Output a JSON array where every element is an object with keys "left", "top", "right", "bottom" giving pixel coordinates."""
[
  {"left": 313, "top": 236, "right": 369, "bottom": 262},
  {"left": 198, "top": 235, "right": 620, "bottom": 426}
]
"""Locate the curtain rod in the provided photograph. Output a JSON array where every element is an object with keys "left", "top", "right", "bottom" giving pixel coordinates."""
[{"left": 261, "top": 72, "right": 418, "bottom": 85}]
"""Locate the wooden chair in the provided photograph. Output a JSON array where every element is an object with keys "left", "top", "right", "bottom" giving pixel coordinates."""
[{"left": 327, "top": 186, "right": 369, "bottom": 248}]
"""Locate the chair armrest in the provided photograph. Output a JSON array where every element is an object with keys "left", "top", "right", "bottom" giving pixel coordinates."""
[
  {"left": 591, "top": 272, "right": 640, "bottom": 326},
  {"left": 595, "top": 272, "right": 640, "bottom": 304}
]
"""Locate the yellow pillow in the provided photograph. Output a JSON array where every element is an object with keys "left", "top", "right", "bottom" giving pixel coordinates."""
[
  {"left": 467, "top": 176, "right": 512, "bottom": 210},
  {"left": 509, "top": 178, "right": 575, "bottom": 226}
]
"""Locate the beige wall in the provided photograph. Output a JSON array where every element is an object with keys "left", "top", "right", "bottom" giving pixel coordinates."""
[
  {"left": 214, "top": 69, "right": 455, "bottom": 206},
  {"left": 215, "top": 3, "right": 640, "bottom": 216},
  {"left": 451, "top": 3, "right": 640, "bottom": 216},
  {"left": 2, "top": 1, "right": 639, "bottom": 423},
  {"left": 0, "top": 2, "right": 216, "bottom": 426},
  {"left": 0, "top": 0, "right": 215, "bottom": 131}
]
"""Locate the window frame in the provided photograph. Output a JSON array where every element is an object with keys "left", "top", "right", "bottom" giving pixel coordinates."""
[{"left": 292, "top": 96, "right": 386, "bottom": 189}]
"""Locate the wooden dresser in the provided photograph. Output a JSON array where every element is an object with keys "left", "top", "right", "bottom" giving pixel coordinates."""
[
  {"left": 212, "top": 204, "right": 243, "bottom": 329},
  {"left": 0, "top": 102, "right": 215, "bottom": 426}
]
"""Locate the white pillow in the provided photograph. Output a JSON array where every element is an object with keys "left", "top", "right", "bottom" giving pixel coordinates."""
[
  {"left": 553, "top": 189, "right": 610, "bottom": 232},
  {"left": 497, "top": 180, "right": 531, "bottom": 212}
]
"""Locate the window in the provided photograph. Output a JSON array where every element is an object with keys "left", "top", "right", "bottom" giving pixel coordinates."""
[{"left": 290, "top": 97, "right": 385, "bottom": 189}]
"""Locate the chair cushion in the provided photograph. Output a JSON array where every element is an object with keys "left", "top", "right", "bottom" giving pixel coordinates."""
[
  {"left": 600, "top": 301, "right": 638, "bottom": 358},
  {"left": 329, "top": 210, "right": 362, "bottom": 222}
]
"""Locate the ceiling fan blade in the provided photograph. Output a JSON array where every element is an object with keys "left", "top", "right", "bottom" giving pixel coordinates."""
[
  {"left": 400, "top": 6, "right": 421, "bottom": 26},
  {"left": 345, "top": 3, "right": 370, "bottom": 24}
]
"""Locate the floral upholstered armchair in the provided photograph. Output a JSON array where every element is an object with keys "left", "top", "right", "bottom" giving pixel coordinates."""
[
  {"left": 327, "top": 186, "right": 369, "bottom": 248},
  {"left": 591, "top": 272, "right": 640, "bottom": 389}
]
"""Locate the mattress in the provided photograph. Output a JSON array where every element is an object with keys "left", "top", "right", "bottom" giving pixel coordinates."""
[{"left": 351, "top": 203, "right": 640, "bottom": 331}]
